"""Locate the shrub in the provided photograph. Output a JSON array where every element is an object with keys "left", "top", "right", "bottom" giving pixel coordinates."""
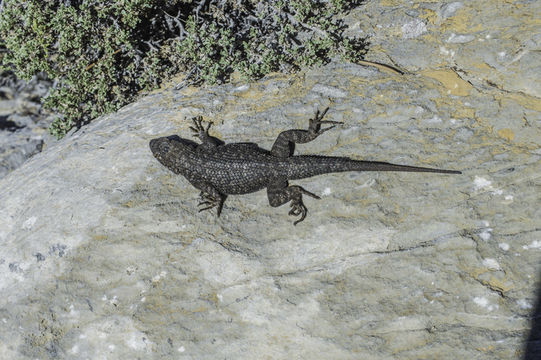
[{"left": 0, "top": 0, "right": 367, "bottom": 138}]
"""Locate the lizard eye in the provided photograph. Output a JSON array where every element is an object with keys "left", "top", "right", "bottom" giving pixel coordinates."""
[{"left": 150, "top": 138, "right": 170, "bottom": 156}]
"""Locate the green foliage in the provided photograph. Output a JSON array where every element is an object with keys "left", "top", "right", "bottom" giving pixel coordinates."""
[{"left": 0, "top": 0, "right": 367, "bottom": 138}]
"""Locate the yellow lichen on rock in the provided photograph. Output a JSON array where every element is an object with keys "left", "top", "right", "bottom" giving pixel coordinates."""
[
  {"left": 497, "top": 128, "right": 515, "bottom": 142},
  {"left": 421, "top": 69, "right": 473, "bottom": 96},
  {"left": 379, "top": 0, "right": 401, "bottom": 7},
  {"left": 418, "top": 8, "right": 438, "bottom": 26},
  {"left": 505, "top": 93, "right": 541, "bottom": 112},
  {"left": 441, "top": 7, "right": 483, "bottom": 33}
]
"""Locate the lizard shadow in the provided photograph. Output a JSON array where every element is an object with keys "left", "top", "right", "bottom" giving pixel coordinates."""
[
  {"left": 167, "top": 134, "right": 224, "bottom": 147},
  {"left": 169, "top": 134, "right": 273, "bottom": 154}
]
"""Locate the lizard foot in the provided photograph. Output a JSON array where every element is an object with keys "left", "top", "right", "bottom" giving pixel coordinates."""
[
  {"left": 308, "top": 107, "right": 343, "bottom": 137},
  {"left": 198, "top": 191, "right": 225, "bottom": 216},
  {"left": 288, "top": 186, "right": 320, "bottom": 225},
  {"left": 189, "top": 116, "right": 213, "bottom": 139}
]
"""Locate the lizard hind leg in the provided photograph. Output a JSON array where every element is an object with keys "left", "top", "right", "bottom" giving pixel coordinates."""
[
  {"left": 267, "top": 180, "right": 320, "bottom": 225},
  {"left": 270, "top": 107, "right": 342, "bottom": 158}
]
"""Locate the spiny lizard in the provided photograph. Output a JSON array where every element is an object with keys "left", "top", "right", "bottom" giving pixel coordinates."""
[{"left": 150, "top": 108, "right": 461, "bottom": 224}]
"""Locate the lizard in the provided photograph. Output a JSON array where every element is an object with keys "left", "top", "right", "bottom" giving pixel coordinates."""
[{"left": 149, "top": 107, "right": 461, "bottom": 225}]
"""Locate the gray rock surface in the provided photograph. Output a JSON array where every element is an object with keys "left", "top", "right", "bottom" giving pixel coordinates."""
[
  {"left": 0, "top": 72, "right": 57, "bottom": 179},
  {"left": 1, "top": 1, "right": 540, "bottom": 359}
]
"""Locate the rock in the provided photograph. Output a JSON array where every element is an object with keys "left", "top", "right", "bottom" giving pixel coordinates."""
[
  {"left": 0, "top": 72, "right": 55, "bottom": 180},
  {"left": 0, "top": 136, "right": 43, "bottom": 179},
  {"left": 1, "top": 1, "right": 540, "bottom": 359},
  {"left": 0, "top": 111, "right": 57, "bottom": 179},
  {"left": 0, "top": 86, "right": 15, "bottom": 100},
  {"left": 439, "top": 2, "right": 464, "bottom": 19},
  {"left": 0, "top": 99, "right": 19, "bottom": 116}
]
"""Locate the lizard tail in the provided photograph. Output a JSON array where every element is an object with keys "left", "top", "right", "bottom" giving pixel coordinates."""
[
  {"left": 287, "top": 155, "right": 461, "bottom": 180},
  {"left": 347, "top": 160, "right": 462, "bottom": 174}
]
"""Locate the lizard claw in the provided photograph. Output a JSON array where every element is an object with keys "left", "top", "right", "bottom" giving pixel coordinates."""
[
  {"left": 197, "top": 192, "right": 218, "bottom": 209},
  {"left": 308, "top": 107, "right": 343, "bottom": 136},
  {"left": 190, "top": 116, "right": 213, "bottom": 139},
  {"left": 197, "top": 191, "right": 225, "bottom": 216},
  {"left": 299, "top": 187, "right": 320, "bottom": 200},
  {"left": 289, "top": 199, "right": 308, "bottom": 225},
  {"left": 281, "top": 185, "right": 320, "bottom": 225}
]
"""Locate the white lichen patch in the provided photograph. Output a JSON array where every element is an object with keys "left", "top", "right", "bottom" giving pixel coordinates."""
[
  {"left": 402, "top": 19, "right": 427, "bottom": 39},
  {"left": 233, "top": 84, "right": 250, "bottom": 92},
  {"left": 151, "top": 271, "right": 167, "bottom": 283},
  {"left": 498, "top": 243, "right": 510, "bottom": 251},
  {"left": 322, "top": 187, "right": 332, "bottom": 196},
  {"left": 440, "top": 2, "right": 463, "bottom": 18},
  {"left": 502, "top": 194, "right": 514, "bottom": 204},
  {"left": 22, "top": 216, "right": 37, "bottom": 230},
  {"left": 439, "top": 46, "right": 456, "bottom": 57},
  {"left": 473, "top": 176, "right": 504, "bottom": 195},
  {"left": 479, "top": 229, "right": 492, "bottom": 241},
  {"left": 425, "top": 115, "right": 443, "bottom": 124},
  {"left": 523, "top": 240, "right": 541, "bottom": 250},
  {"left": 479, "top": 221, "right": 492, "bottom": 241},
  {"left": 69, "top": 304, "right": 79, "bottom": 317},
  {"left": 517, "top": 299, "right": 533, "bottom": 309},
  {"left": 473, "top": 176, "right": 492, "bottom": 190},
  {"left": 482, "top": 258, "right": 501, "bottom": 271},
  {"left": 473, "top": 296, "right": 498, "bottom": 311},
  {"left": 446, "top": 33, "right": 475, "bottom": 43},
  {"left": 126, "top": 333, "right": 147, "bottom": 350}
]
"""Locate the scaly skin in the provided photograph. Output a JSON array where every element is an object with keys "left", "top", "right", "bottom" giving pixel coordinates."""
[{"left": 149, "top": 108, "right": 461, "bottom": 224}]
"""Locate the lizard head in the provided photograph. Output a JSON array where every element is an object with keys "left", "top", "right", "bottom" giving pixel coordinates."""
[{"left": 149, "top": 135, "right": 198, "bottom": 169}]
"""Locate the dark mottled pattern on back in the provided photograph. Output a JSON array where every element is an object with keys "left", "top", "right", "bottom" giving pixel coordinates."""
[{"left": 150, "top": 109, "right": 461, "bottom": 224}]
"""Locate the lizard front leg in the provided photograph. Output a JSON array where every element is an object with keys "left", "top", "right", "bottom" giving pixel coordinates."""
[
  {"left": 270, "top": 107, "right": 342, "bottom": 158},
  {"left": 189, "top": 116, "right": 224, "bottom": 149},
  {"left": 267, "top": 180, "right": 320, "bottom": 225},
  {"left": 198, "top": 191, "right": 227, "bottom": 216},
  {"left": 186, "top": 176, "right": 227, "bottom": 216}
]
